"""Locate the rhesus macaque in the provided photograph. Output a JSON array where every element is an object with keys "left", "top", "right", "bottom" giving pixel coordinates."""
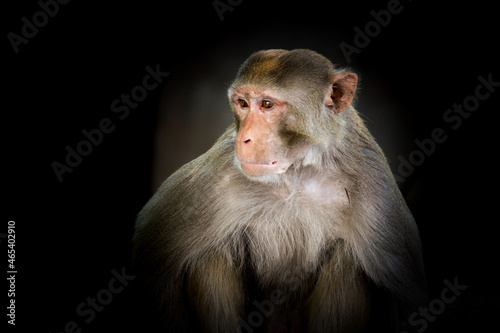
[{"left": 133, "top": 49, "right": 427, "bottom": 333}]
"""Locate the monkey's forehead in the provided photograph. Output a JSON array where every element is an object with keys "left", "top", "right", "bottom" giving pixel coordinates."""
[{"left": 236, "top": 49, "right": 336, "bottom": 87}]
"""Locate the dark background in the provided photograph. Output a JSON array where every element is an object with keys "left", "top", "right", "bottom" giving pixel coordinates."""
[{"left": 4, "top": 0, "right": 499, "bottom": 332}]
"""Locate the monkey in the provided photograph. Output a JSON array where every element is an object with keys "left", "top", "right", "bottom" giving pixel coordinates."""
[{"left": 132, "top": 49, "right": 427, "bottom": 333}]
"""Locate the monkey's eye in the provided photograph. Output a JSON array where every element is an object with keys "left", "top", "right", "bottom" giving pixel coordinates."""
[
  {"left": 237, "top": 99, "right": 248, "bottom": 108},
  {"left": 261, "top": 100, "right": 274, "bottom": 109}
]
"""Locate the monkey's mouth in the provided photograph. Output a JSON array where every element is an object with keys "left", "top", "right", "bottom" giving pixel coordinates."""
[
  {"left": 240, "top": 160, "right": 278, "bottom": 166},
  {"left": 237, "top": 158, "right": 290, "bottom": 177}
]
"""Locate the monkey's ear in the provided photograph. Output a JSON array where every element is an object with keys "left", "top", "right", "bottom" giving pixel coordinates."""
[{"left": 325, "top": 73, "right": 358, "bottom": 114}]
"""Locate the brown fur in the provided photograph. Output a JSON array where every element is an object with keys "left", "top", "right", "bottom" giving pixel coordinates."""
[{"left": 133, "top": 49, "right": 427, "bottom": 332}]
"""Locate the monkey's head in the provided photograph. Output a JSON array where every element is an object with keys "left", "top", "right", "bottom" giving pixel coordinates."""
[{"left": 228, "top": 49, "right": 358, "bottom": 182}]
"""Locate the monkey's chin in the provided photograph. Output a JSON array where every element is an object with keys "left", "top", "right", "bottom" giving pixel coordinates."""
[{"left": 237, "top": 159, "right": 291, "bottom": 183}]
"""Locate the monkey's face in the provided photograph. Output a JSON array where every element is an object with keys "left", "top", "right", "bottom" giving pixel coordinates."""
[
  {"left": 228, "top": 49, "right": 359, "bottom": 182},
  {"left": 230, "top": 85, "right": 300, "bottom": 179}
]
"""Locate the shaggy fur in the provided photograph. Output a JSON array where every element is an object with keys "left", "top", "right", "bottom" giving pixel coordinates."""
[{"left": 133, "top": 49, "right": 427, "bottom": 333}]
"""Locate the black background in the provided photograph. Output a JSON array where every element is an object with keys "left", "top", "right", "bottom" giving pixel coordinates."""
[{"left": 4, "top": 0, "right": 499, "bottom": 332}]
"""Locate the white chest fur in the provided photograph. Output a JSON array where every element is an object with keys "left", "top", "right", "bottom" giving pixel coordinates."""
[{"left": 217, "top": 169, "right": 350, "bottom": 287}]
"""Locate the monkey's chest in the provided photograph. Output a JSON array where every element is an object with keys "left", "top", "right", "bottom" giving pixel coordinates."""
[
  {"left": 219, "top": 173, "right": 349, "bottom": 288},
  {"left": 242, "top": 205, "right": 337, "bottom": 290}
]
